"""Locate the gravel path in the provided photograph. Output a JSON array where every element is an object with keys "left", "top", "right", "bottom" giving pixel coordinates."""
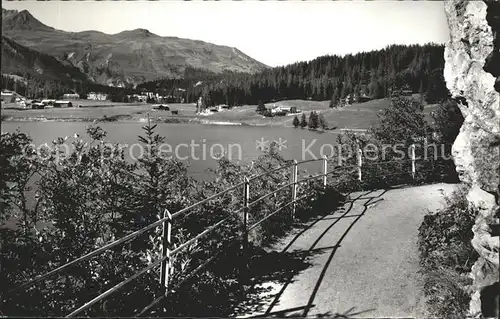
[{"left": 238, "top": 183, "right": 457, "bottom": 318}]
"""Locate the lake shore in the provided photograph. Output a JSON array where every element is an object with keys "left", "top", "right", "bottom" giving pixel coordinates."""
[
  {"left": 1, "top": 113, "right": 291, "bottom": 128},
  {"left": 1, "top": 96, "right": 431, "bottom": 130},
  {"left": 0, "top": 98, "right": 383, "bottom": 130},
  {"left": 0, "top": 115, "right": 348, "bottom": 134}
]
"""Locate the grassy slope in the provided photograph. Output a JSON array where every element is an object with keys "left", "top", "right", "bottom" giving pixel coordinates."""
[
  {"left": 207, "top": 94, "right": 437, "bottom": 128},
  {"left": 2, "top": 95, "right": 438, "bottom": 128}
]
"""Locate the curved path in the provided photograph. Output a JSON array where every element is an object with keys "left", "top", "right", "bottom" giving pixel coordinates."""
[{"left": 238, "top": 183, "right": 457, "bottom": 318}]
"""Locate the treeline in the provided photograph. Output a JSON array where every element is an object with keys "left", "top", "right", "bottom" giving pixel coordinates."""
[
  {"left": 1, "top": 73, "right": 135, "bottom": 100},
  {"left": 135, "top": 43, "right": 450, "bottom": 107},
  {"left": 3, "top": 44, "right": 450, "bottom": 106}
]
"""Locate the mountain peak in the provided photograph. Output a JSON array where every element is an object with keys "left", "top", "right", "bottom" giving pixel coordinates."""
[
  {"left": 116, "top": 28, "right": 157, "bottom": 38},
  {"left": 2, "top": 9, "right": 54, "bottom": 32},
  {"left": 2, "top": 8, "right": 18, "bottom": 15}
]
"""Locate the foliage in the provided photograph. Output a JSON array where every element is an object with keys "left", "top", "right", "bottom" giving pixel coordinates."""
[
  {"left": 299, "top": 113, "right": 307, "bottom": 129},
  {"left": 425, "top": 68, "right": 450, "bottom": 104},
  {"left": 0, "top": 124, "right": 347, "bottom": 317},
  {"left": 292, "top": 115, "right": 300, "bottom": 128},
  {"left": 432, "top": 98, "right": 464, "bottom": 146},
  {"left": 418, "top": 185, "right": 478, "bottom": 318},
  {"left": 307, "top": 111, "right": 319, "bottom": 130},
  {"left": 370, "top": 96, "right": 429, "bottom": 147},
  {"left": 256, "top": 100, "right": 266, "bottom": 114},
  {"left": 0, "top": 131, "right": 37, "bottom": 228},
  {"left": 334, "top": 96, "right": 459, "bottom": 188},
  {"left": 329, "top": 86, "right": 340, "bottom": 108},
  {"left": 0, "top": 121, "right": 194, "bottom": 316},
  {"left": 318, "top": 113, "right": 328, "bottom": 129}
]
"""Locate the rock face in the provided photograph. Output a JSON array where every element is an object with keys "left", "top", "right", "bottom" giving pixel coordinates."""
[{"left": 444, "top": 0, "right": 500, "bottom": 317}]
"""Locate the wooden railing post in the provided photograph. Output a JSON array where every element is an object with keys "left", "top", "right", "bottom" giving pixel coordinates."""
[
  {"left": 357, "top": 147, "right": 363, "bottom": 182},
  {"left": 322, "top": 155, "right": 328, "bottom": 188},
  {"left": 291, "top": 160, "right": 298, "bottom": 219},
  {"left": 242, "top": 176, "right": 250, "bottom": 280},
  {"left": 411, "top": 143, "right": 416, "bottom": 180},
  {"left": 160, "top": 209, "right": 172, "bottom": 294}
]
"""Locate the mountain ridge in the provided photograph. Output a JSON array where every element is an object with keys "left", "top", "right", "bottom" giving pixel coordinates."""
[
  {"left": 1, "top": 35, "right": 90, "bottom": 86},
  {"left": 1, "top": 8, "right": 269, "bottom": 86}
]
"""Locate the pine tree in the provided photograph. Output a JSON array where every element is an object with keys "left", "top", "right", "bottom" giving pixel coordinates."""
[
  {"left": 329, "top": 87, "right": 339, "bottom": 108},
  {"left": 256, "top": 100, "right": 266, "bottom": 113},
  {"left": 300, "top": 113, "right": 307, "bottom": 129},
  {"left": 308, "top": 112, "right": 319, "bottom": 130},
  {"left": 292, "top": 115, "right": 300, "bottom": 128},
  {"left": 318, "top": 113, "right": 328, "bottom": 130}
]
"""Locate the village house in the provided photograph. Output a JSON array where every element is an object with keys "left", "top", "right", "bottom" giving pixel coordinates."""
[
  {"left": 1, "top": 91, "right": 15, "bottom": 103},
  {"left": 87, "top": 92, "right": 108, "bottom": 101},
  {"left": 63, "top": 93, "right": 80, "bottom": 100},
  {"left": 265, "top": 104, "right": 298, "bottom": 116},
  {"left": 140, "top": 92, "right": 155, "bottom": 99},
  {"left": 31, "top": 101, "right": 45, "bottom": 109},
  {"left": 41, "top": 99, "right": 56, "bottom": 106},
  {"left": 54, "top": 100, "right": 73, "bottom": 108}
]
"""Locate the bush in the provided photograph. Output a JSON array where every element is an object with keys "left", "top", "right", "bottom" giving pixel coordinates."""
[
  {"left": 333, "top": 97, "right": 459, "bottom": 187},
  {"left": 256, "top": 100, "right": 266, "bottom": 114},
  {"left": 0, "top": 126, "right": 347, "bottom": 317},
  {"left": 418, "top": 185, "right": 478, "bottom": 318}
]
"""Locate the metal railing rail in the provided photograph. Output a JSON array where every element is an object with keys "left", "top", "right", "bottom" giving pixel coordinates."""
[
  {"left": 5, "top": 180, "right": 247, "bottom": 296},
  {"left": 5, "top": 146, "right": 449, "bottom": 317}
]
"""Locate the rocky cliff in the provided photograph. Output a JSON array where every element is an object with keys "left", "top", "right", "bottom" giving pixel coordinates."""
[{"left": 443, "top": 0, "right": 499, "bottom": 317}]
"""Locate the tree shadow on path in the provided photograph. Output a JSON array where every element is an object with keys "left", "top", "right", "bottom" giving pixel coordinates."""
[{"left": 247, "top": 189, "right": 388, "bottom": 318}]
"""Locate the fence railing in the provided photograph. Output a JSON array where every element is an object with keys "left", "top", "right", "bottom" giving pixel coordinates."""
[{"left": 4, "top": 145, "right": 450, "bottom": 317}]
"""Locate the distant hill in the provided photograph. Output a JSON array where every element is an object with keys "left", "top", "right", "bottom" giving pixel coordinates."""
[
  {"left": 1, "top": 8, "right": 269, "bottom": 86},
  {"left": 1, "top": 36, "right": 88, "bottom": 83}
]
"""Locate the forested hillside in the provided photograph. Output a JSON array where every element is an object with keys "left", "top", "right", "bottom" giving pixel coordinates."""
[
  {"left": 2, "top": 43, "right": 449, "bottom": 105},
  {"left": 0, "top": 73, "right": 139, "bottom": 100},
  {"left": 139, "top": 43, "right": 449, "bottom": 107}
]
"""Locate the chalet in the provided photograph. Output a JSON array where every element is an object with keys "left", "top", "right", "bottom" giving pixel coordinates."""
[
  {"left": 338, "top": 94, "right": 354, "bottom": 107},
  {"left": 54, "top": 100, "right": 73, "bottom": 108},
  {"left": 141, "top": 92, "right": 154, "bottom": 99},
  {"left": 32, "top": 102, "right": 45, "bottom": 109},
  {"left": 209, "top": 105, "right": 223, "bottom": 112},
  {"left": 63, "top": 93, "right": 80, "bottom": 100},
  {"left": 153, "top": 104, "right": 170, "bottom": 110},
  {"left": 41, "top": 99, "right": 56, "bottom": 106},
  {"left": 357, "top": 96, "right": 372, "bottom": 103},
  {"left": 402, "top": 89, "right": 413, "bottom": 96},
  {"left": 1, "top": 91, "right": 15, "bottom": 103},
  {"left": 274, "top": 106, "right": 298, "bottom": 114},
  {"left": 87, "top": 92, "right": 108, "bottom": 101}
]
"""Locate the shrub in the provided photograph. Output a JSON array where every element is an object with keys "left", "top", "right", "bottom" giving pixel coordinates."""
[
  {"left": 418, "top": 185, "right": 478, "bottom": 318},
  {"left": 0, "top": 125, "right": 347, "bottom": 317},
  {"left": 334, "top": 97, "right": 459, "bottom": 187}
]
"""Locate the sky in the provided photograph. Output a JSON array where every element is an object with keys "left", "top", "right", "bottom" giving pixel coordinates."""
[{"left": 2, "top": 0, "right": 450, "bottom": 67}]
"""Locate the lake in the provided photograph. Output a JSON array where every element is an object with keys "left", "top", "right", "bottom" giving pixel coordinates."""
[{"left": 2, "top": 122, "right": 343, "bottom": 180}]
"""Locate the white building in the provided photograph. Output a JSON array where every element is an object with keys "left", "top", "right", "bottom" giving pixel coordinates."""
[
  {"left": 87, "top": 92, "right": 108, "bottom": 101},
  {"left": 63, "top": 93, "right": 80, "bottom": 100}
]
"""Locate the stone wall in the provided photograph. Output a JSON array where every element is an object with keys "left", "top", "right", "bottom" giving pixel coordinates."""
[{"left": 443, "top": 0, "right": 499, "bottom": 317}]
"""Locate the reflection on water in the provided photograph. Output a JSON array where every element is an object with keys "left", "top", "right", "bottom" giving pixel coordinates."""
[{"left": 2, "top": 122, "right": 340, "bottom": 180}]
